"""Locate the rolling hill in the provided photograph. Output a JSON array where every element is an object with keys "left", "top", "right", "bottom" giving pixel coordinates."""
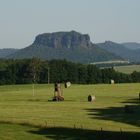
[
  {"left": 0, "top": 48, "right": 18, "bottom": 58},
  {"left": 97, "top": 41, "right": 140, "bottom": 62},
  {"left": 122, "top": 42, "right": 140, "bottom": 50}
]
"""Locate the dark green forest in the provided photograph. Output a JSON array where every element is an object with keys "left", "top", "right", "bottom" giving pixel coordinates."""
[{"left": 0, "top": 58, "right": 140, "bottom": 85}]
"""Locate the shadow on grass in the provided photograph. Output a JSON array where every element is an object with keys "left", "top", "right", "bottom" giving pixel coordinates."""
[
  {"left": 85, "top": 98, "right": 140, "bottom": 128},
  {"left": 29, "top": 127, "right": 140, "bottom": 140},
  {"left": 122, "top": 98, "right": 140, "bottom": 104},
  {"left": 0, "top": 121, "right": 140, "bottom": 140}
]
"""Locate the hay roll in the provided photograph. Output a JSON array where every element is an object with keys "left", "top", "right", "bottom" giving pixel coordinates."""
[{"left": 88, "top": 95, "right": 95, "bottom": 102}]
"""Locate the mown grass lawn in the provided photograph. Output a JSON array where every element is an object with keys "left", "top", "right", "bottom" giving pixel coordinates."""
[
  {"left": 0, "top": 83, "right": 140, "bottom": 139},
  {"left": 114, "top": 65, "right": 140, "bottom": 74}
]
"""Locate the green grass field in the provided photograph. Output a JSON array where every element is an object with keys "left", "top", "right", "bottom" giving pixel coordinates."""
[
  {"left": 114, "top": 65, "right": 140, "bottom": 74},
  {"left": 0, "top": 83, "right": 140, "bottom": 140}
]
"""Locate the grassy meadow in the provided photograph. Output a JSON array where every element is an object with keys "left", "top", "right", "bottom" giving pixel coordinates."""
[
  {"left": 114, "top": 65, "right": 140, "bottom": 74},
  {"left": 0, "top": 83, "right": 140, "bottom": 140}
]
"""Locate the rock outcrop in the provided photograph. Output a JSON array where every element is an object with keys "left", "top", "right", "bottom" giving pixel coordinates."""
[{"left": 33, "top": 31, "right": 91, "bottom": 48}]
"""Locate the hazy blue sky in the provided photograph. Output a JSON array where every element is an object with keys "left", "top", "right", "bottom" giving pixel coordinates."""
[{"left": 0, "top": 0, "right": 140, "bottom": 48}]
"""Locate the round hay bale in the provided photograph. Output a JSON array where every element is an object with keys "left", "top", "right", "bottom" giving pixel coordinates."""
[
  {"left": 110, "top": 79, "right": 115, "bottom": 84},
  {"left": 65, "top": 82, "right": 71, "bottom": 88},
  {"left": 88, "top": 95, "right": 95, "bottom": 102}
]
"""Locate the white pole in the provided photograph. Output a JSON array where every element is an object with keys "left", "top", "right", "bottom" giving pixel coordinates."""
[
  {"left": 32, "top": 72, "right": 36, "bottom": 96},
  {"left": 48, "top": 67, "right": 50, "bottom": 84},
  {"left": 32, "top": 83, "right": 35, "bottom": 96}
]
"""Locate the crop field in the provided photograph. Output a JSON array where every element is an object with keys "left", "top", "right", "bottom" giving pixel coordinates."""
[
  {"left": 0, "top": 83, "right": 140, "bottom": 140},
  {"left": 114, "top": 65, "right": 140, "bottom": 74}
]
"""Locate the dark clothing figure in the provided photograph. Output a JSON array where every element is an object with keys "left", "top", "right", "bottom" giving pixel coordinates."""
[{"left": 54, "top": 83, "right": 58, "bottom": 92}]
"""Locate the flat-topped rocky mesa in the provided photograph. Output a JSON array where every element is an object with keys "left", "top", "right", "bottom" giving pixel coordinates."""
[
  {"left": 7, "top": 31, "right": 121, "bottom": 63},
  {"left": 33, "top": 31, "right": 92, "bottom": 48}
]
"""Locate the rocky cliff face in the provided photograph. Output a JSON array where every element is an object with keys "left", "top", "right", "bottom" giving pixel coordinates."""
[{"left": 33, "top": 31, "right": 92, "bottom": 48}]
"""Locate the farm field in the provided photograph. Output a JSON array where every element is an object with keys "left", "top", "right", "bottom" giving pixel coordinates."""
[
  {"left": 114, "top": 65, "right": 140, "bottom": 74},
  {"left": 0, "top": 83, "right": 140, "bottom": 140}
]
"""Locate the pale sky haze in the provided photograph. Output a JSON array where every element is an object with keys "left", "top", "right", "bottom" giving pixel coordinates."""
[{"left": 0, "top": 0, "right": 140, "bottom": 48}]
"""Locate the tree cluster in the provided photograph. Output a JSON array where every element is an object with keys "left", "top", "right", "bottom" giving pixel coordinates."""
[{"left": 0, "top": 58, "right": 140, "bottom": 85}]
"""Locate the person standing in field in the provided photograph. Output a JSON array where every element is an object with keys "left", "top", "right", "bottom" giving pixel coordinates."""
[{"left": 54, "top": 83, "right": 62, "bottom": 96}]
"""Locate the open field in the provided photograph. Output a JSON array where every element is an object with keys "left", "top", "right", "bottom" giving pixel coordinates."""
[
  {"left": 0, "top": 83, "right": 140, "bottom": 139},
  {"left": 114, "top": 65, "right": 140, "bottom": 74}
]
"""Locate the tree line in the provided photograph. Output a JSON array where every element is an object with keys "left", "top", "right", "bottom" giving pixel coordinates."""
[{"left": 0, "top": 58, "right": 140, "bottom": 85}]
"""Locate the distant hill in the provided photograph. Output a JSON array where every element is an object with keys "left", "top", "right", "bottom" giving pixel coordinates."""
[
  {"left": 0, "top": 48, "right": 18, "bottom": 58},
  {"left": 122, "top": 42, "right": 140, "bottom": 50},
  {"left": 97, "top": 41, "right": 140, "bottom": 62},
  {"left": 7, "top": 31, "right": 121, "bottom": 63}
]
